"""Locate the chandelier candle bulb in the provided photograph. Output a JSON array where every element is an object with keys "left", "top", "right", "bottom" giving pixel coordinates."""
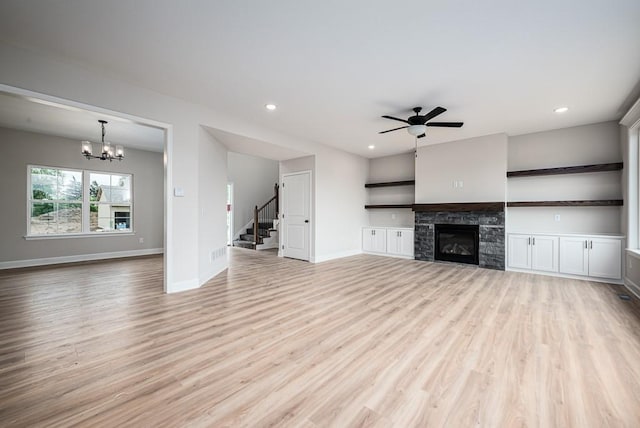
[
  {"left": 81, "top": 140, "right": 92, "bottom": 156},
  {"left": 115, "top": 145, "right": 124, "bottom": 159}
]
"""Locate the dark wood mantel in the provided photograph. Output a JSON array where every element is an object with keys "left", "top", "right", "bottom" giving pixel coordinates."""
[{"left": 412, "top": 202, "right": 505, "bottom": 212}]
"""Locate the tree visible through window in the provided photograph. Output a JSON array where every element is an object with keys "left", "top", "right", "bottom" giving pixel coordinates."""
[{"left": 28, "top": 166, "right": 133, "bottom": 236}]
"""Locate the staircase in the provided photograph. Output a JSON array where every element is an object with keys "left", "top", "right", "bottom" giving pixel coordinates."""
[
  {"left": 233, "top": 183, "right": 279, "bottom": 250},
  {"left": 234, "top": 220, "right": 279, "bottom": 249}
]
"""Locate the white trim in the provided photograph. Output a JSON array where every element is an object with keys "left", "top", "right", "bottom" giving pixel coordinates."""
[
  {"left": 0, "top": 84, "right": 174, "bottom": 294},
  {"left": 311, "top": 249, "right": 362, "bottom": 263},
  {"left": 362, "top": 251, "right": 413, "bottom": 260},
  {"left": 0, "top": 248, "right": 163, "bottom": 270},
  {"left": 198, "top": 257, "right": 228, "bottom": 287},
  {"left": 167, "top": 277, "right": 199, "bottom": 294},
  {"left": 24, "top": 232, "right": 135, "bottom": 240},
  {"left": 506, "top": 267, "right": 623, "bottom": 285},
  {"left": 620, "top": 96, "right": 640, "bottom": 128},
  {"left": 623, "top": 276, "right": 640, "bottom": 299},
  {"left": 164, "top": 125, "right": 173, "bottom": 293}
]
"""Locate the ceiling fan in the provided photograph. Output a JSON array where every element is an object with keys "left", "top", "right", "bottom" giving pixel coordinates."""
[{"left": 379, "top": 106, "right": 463, "bottom": 138}]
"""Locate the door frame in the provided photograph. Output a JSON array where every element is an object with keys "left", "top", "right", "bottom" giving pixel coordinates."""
[
  {"left": 226, "top": 182, "right": 234, "bottom": 246},
  {"left": 0, "top": 83, "right": 173, "bottom": 292},
  {"left": 280, "top": 170, "right": 312, "bottom": 261}
]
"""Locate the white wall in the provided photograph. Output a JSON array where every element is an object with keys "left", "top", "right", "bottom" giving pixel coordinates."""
[
  {"left": 0, "top": 126, "right": 163, "bottom": 266},
  {"left": 415, "top": 133, "right": 508, "bottom": 203},
  {"left": 1, "top": 41, "right": 372, "bottom": 290},
  {"left": 314, "top": 149, "right": 369, "bottom": 262},
  {"left": 198, "top": 128, "right": 228, "bottom": 285},
  {"left": 228, "top": 151, "right": 279, "bottom": 237},
  {"left": 367, "top": 152, "right": 415, "bottom": 227},
  {"left": 507, "top": 121, "right": 622, "bottom": 234}
]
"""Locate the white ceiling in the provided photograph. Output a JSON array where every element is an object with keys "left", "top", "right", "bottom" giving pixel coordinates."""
[
  {"left": 0, "top": 0, "right": 638, "bottom": 158},
  {"left": 0, "top": 92, "right": 165, "bottom": 152}
]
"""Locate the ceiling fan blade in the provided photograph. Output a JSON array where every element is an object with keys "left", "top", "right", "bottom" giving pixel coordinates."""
[
  {"left": 427, "top": 121, "right": 464, "bottom": 127},
  {"left": 417, "top": 134, "right": 426, "bottom": 139},
  {"left": 422, "top": 106, "right": 446, "bottom": 121},
  {"left": 379, "top": 125, "right": 409, "bottom": 134},
  {"left": 381, "top": 115, "right": 410, "bottom": 124}
]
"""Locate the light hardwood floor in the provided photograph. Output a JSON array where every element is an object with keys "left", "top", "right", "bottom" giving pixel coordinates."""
[{"left": 1, "top": 249, "right": 640, "bottom": 427}]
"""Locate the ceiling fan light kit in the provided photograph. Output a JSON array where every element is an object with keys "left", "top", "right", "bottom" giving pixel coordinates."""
[{"left": 380, "top": 106, "right": 463, "bottom": 139}]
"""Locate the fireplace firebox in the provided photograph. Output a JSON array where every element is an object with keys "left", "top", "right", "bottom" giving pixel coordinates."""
[{"left": 434, "top": 224, "right": 479, "bottom": 265}]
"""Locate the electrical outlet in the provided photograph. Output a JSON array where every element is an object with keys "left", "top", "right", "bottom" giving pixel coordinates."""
[
  {"left": 458, "top": 180, "right": 464, "bottom": 188},
  {"left": 554, "top": 214, "right": 561, "bottom": 222},
  {"left": 139, "top": 237, "right": 144, "bottom": 244},
  {"left": 391, "top": 213, "right": 396, "bottom": 220}
]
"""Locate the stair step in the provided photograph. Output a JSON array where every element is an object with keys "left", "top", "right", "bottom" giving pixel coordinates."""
[
  {"left": 240, "top": 234, "right": 264, "bottom": 243},
  {"left": 234, "top": 240, "right": 255, "bottom": 249}
]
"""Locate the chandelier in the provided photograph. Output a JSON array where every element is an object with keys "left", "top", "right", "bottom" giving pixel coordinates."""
[{"left": 81, "top": 120, "right": 124, "bottom": 161}]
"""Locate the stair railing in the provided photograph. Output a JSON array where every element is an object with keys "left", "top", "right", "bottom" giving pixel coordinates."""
[{"left": 253, "top": 183, "right": 279, "bottom": 249}]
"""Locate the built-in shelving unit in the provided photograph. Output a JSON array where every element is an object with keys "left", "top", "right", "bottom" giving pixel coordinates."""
[
  {"left": 507, "top": 200, "right": 623, "bottom": 208},
  {"left": 507, "top": 162, "right": 623, "bottom": 178},
  {"left": 506, "top": 162, "right": 624, "bottom": 207},
  {"left": 364, "top": 180, "right": 415, "bottom": 209},
  {"left": 365, "top": 204, "right": 413, "bottom": 209},
  {"left": 364, "top": 180, "right": 415, "bottom": 188}
]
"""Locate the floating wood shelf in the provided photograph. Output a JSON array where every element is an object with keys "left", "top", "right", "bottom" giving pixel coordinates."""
[
  {"left": 365, "top": 180, "right": 415, "bottom": 188},
  {"left": 507, "top": 162, "right": 623, "bottom": 178},
  {"left": 507, "top": 200, "right": 623, "bottom": 207},
  {"left": 364, "top": 204, "right": 413, "bottom": 209},
  {"left": 412, "top": 202, "right": 505, "bottom": 212}
]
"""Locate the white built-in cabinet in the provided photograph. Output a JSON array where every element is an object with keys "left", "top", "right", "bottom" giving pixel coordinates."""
[
  {"left": 559, "top": 236, "right": 622, "bottom": 279},
  {"left": 387, "top": 229, "right": 414, "bottom": 257},
  {"left": 363, "top": 227, "right": 413, "bottom": 258},
  {"left": 508, "top": 233, "right": 622, "bottom": 281},
  {"left": 508, "top": 234, "right": 558, "bottom": 273}
]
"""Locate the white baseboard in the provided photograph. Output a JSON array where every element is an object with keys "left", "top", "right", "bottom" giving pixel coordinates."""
[
  {"left": 624, "top": 276, "right": 640, "bottom": 299},
  {"left": 198, "top": 258, "right": 228, "bottom": 287},
  {"left": 311, "top": 249, "right": 362, "bottom": 263},
  {"left": 506, "top": 267, "right": 623, "bottom": 285},
  {"left": 0, "top": 248, "right": 164, "bottom": 270},
  {"left": 167, "top": 277, "right": 200, "bottom": 294}
]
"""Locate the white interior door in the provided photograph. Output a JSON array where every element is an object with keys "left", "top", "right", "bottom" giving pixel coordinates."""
[{"left": 282, "top": 171, "right": 311, "bottom": 261}]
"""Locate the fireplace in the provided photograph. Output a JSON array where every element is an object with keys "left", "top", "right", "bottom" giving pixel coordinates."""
[
  {"left": 434, "top": 224, "right": 479, "bottom": 265},
  {"left": 414, "top": 203, "right": 505, "bottom": 270}
]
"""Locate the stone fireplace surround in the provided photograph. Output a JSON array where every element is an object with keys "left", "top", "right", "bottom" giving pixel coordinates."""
[{"left": 414, "top": 202, "right": 505, "bottom": 270}]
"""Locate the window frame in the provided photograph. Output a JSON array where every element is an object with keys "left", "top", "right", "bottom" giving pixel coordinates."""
[{"left": 26, "top": 164, "right": 134, "bottom": 238}]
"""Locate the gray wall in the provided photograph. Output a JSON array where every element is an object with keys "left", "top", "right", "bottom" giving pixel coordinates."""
[
  {"left": 227, "top": 151, "right": 279, "bottom": 237},
  {"left": 0, "top": 126, "right": 163, "bottom": 263},
  {"left": 415, "top": 133, "right": 508, "bottom": 203},
  {"left": 367, "top": 152, "right": 415, "bottom": 227},
  {"left": 507, "top": 121, "right": 621, "bottom": 234}
]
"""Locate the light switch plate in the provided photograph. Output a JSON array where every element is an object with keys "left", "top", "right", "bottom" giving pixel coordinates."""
[{"left": 174, "top": 187, "right": 185, "bottom": 197}]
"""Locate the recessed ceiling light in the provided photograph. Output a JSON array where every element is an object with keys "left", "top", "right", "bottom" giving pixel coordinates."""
[
  {"left": 368, "top": 145, "right": 375, "bottom": 150},
  {"left": 265, "top": 104, "right": 277, "bottom": 111},
  {"left": 554, "top": 106, "right": 569, "bottom": 113}
]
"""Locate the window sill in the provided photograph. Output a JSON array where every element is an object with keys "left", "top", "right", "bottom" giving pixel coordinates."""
[{"left": 24, "top": 232, "right": 135, "bottom": 240}]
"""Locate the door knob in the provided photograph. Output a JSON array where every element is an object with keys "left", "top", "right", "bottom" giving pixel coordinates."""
[{"left": 304, "top": 220, "right": 309, "bottom": 223}]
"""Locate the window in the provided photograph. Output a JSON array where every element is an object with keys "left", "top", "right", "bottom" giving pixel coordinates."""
[
  {"left": 28, "top": 166, "right": 133, "bottom": 236},
  {"left": 89, "top": 172, "right": 132, "bottom": 232}
]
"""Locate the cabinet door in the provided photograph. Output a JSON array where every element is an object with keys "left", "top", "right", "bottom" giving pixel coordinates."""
[
  {"left": 372, "top": 228, "right": 387, "bottom": 253},
  {"left": 559, "top": 237, "right": 589, "bottom": 276},
  {"left": 386, "top": 229, "right": 401, "bottom": 255},
  {"left": 588, "top": 238, "right": 622, "bottom": 279},
  {"left": 531, "top": 235, "right": 559, "bottom": 272},
  {"left": 399, "top": 229, "right": 414, "bottom": 257},
  {"left": 508, "top": 234, "right": 531, "bottom": 269},
  {"left": 362, "top": 228, "right": 375, "bottom": 252}
]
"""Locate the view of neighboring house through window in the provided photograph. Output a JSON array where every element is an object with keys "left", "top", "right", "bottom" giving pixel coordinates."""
[
  {"left": 89, "top": 172, "right": 132, "bottom": 232},
  {"left": 28, "top": 165, "right": 133, "bottom": 236}
]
